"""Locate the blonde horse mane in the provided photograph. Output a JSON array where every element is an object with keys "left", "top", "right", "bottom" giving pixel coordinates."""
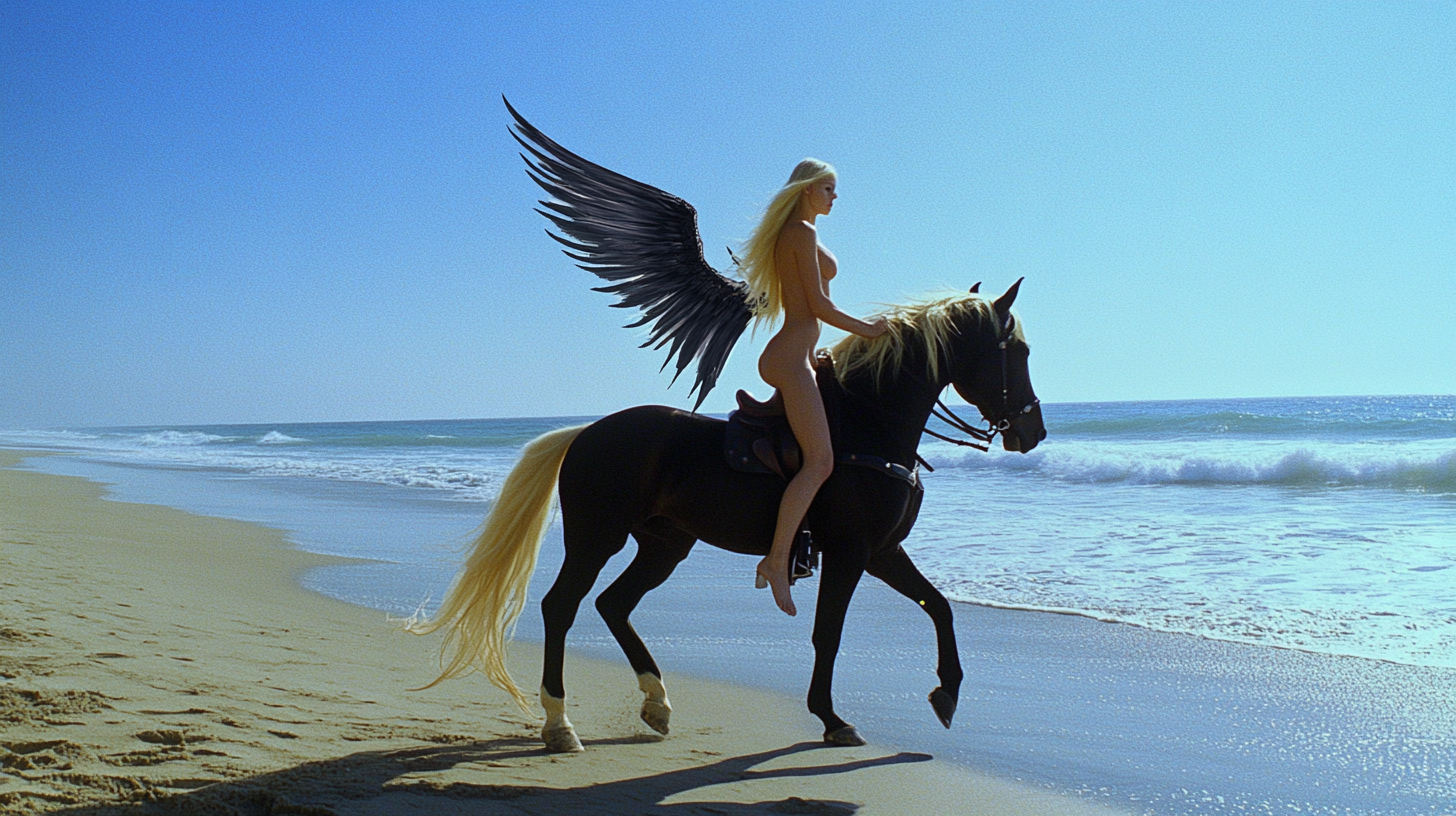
[{"left": 828, "top": 292, "right": 1023, "bottom": 388}]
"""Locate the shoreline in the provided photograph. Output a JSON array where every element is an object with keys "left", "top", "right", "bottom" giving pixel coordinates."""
[{"left": 0, "top": 450, "right": 1119, "bottom": 814}]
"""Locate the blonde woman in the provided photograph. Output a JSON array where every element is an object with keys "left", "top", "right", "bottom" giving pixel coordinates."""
[{"left": 741, "top": 160, "right": 888, "bottom": 616}]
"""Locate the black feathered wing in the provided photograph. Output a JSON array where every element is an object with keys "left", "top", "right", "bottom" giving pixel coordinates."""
[{"left": 506, "top": 99, "right": 753, "bottom": 411}]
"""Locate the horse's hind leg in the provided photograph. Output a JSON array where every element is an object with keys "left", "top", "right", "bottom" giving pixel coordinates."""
[
  {"left": 539, "top": 524, "right": 630, "bottom": 753},
  {"left": 867, "top": 545, "right": 964, "bottom": 728},
  {"left": 595, "top": 522, "right": 694, "bottom": 735}
]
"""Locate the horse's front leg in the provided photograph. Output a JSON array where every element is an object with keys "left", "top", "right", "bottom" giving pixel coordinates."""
[
  {"left": 808, "top": 541, "right": 870, "bottom": 745},
  {"left": 867, "top": 544, "right": 963, "bottom": 728}
]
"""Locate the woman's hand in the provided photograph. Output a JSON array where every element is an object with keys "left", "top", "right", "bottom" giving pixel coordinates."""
[{"left": 863, "top": 317, "right": 890, "bottom": 338}]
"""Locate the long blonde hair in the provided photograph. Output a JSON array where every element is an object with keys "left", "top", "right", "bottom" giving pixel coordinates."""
[{"left": 739, "top": 158, "right": 837, "bottom": 323}]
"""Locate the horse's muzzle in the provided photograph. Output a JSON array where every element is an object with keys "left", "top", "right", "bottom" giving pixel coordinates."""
[{"left": 1002, "top": 411, "right": 1047, "bottom": 454}]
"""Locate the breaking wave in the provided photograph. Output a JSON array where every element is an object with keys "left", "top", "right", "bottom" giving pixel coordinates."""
[{"left": 927, "top": 444, "right": 1456, "bottom": 493}]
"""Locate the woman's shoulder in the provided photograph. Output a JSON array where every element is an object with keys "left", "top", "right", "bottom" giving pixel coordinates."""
[{"left": 777, "top": 218, "right": 816, "bottom": 247}]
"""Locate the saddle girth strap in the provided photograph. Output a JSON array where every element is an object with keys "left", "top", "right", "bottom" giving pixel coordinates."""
[{"left": 836, "top": 452, "right": 918, "bottom": 486}]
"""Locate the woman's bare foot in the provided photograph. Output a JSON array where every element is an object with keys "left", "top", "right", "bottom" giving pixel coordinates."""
[{"left": 756, "top": 558, "right": 797, "bottom": 616}]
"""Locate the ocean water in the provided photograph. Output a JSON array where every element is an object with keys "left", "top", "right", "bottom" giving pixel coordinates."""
[{"left": 6, "top": 396, "right": 1453, "bottom": 671}]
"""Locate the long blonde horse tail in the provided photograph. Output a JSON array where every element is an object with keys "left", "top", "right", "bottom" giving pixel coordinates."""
[{"left": 409, "top": 423, "right": 587, "bottom": 712}]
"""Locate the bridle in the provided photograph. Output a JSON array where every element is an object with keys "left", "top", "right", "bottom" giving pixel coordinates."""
[
  {"left": 833, "top": 309, "right": 1039, "bottom": 477},
  {"left": 921, "top": 316, "right": 1040, "bottom": 458}
]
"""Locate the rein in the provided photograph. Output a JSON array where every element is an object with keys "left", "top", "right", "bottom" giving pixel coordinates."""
[{"left": 923, "top": 400, "right": 996, "bottom": 454}]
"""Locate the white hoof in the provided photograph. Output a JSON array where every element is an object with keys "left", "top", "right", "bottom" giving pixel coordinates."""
[
  {"left": 824, "top": 724, "right": 867, "bottom": 746},
  {"left": 641, "top": 699, "right": 671, "bottom": 735},
  {"left": 540, "top": 686, "right": 583, "bottom": 753},
  {"left": 542, "top": 723, "right": 584, "bottom": 753},
  {"left": 637, "top": 672, "right": 672, "bottom": 735}
]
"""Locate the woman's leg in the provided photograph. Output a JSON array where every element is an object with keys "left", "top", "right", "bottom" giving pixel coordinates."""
[{"left": 757, "top": 363, "right": 833, "bottom": 616}]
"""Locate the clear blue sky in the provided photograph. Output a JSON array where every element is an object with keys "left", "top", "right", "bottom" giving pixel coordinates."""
[{"left": 3, "top": 1, "right": 1452, "bottom": 428}]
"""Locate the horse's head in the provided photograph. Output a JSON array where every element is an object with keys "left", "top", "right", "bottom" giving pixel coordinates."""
[{"left": 949, "top": 279, "right": 1047, "bottom": 453}]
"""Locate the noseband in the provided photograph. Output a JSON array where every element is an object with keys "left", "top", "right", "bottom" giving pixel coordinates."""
[{"left": 922, "top": 322, "right": 1040, "bottom": 456}]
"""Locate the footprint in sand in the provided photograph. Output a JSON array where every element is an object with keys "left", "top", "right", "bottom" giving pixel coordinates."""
[
  {"left": 0, "top": 687, "right": 111, "bottom": 725},
  {"left": 135, "top": 729, "right": 205, "bottom": 747},
  {"left": 1, "top": 739, "right": 88, "bottom": 772}
]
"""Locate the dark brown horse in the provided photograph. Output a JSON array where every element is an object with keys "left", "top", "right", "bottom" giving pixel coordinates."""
[{"left": 413, "top": 282, "right": 1045, "bottom": 752}]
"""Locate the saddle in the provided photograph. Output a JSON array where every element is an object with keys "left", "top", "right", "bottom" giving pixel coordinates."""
[{"left": 725, "top": 389, "right": 801, "bottom": 480}]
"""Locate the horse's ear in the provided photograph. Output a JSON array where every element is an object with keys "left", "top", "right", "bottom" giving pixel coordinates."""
[
  {"left": 994, "top": 278, "right": 1024, "bottom": 318},
  {"left": 969, "top": 282, "right": 981, "bottom": 294}
]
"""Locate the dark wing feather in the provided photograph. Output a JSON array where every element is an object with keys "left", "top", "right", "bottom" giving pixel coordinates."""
[{"left": 505, "top": 98, "right": 752, "bottom": 410}]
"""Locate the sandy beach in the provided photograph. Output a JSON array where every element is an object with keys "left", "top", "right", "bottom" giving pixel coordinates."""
[{"left": 0, "top": 450, "right": 1121, "bottom": 814}]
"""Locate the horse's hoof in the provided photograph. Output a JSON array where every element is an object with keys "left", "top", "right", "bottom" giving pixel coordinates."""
[
  {"left": 823, "top": 725, "right": 867, "bottom": 746},
  {"left": 542, "top": 724, "right": 584, "bottom": 753},
  {"left": 929, "top": 686, "right": 958, "bottom": 729},
  {"left": 641, "top": 699, "right": 671, "bottom": 735}
]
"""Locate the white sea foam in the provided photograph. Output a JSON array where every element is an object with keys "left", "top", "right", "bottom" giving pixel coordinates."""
[
  {"left": 0, "top": 427, "right": 510, "bottom": 500},
  {"left": 0, "top": 429, "right": 104, "bottom": 446},
  {"left": 137, "top": 430, "right": 231, "bottom": 446},
  {"left": 934, "top": 585, "right": 1456, "bottom": 668},
  {"left": 241, "top": 456, "right": 500, "bottom": 494},
  {"left": 925, "top": 439, "right": 1456, "bottom": 492}
]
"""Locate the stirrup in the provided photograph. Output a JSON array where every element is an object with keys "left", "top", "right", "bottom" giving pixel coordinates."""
[
  {"left": 756, "top": 528, "right": 815, "bottom": 588},
  {"left": 790, "top": 528, "right": 816, "bottom": 585}
]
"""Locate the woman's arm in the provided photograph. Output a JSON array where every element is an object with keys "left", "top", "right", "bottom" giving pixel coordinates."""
[{"left": 783, "top": 221, "right": 887, "bottom": 338}]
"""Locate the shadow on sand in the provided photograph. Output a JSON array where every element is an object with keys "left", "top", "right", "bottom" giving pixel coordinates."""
[{"left": 56, "top": 737, "right": 931, "bottom": 815}]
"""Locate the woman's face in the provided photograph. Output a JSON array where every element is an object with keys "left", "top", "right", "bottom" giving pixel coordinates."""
[{"left": 804, "top": 177, "right": 837, "bottom": 216}]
